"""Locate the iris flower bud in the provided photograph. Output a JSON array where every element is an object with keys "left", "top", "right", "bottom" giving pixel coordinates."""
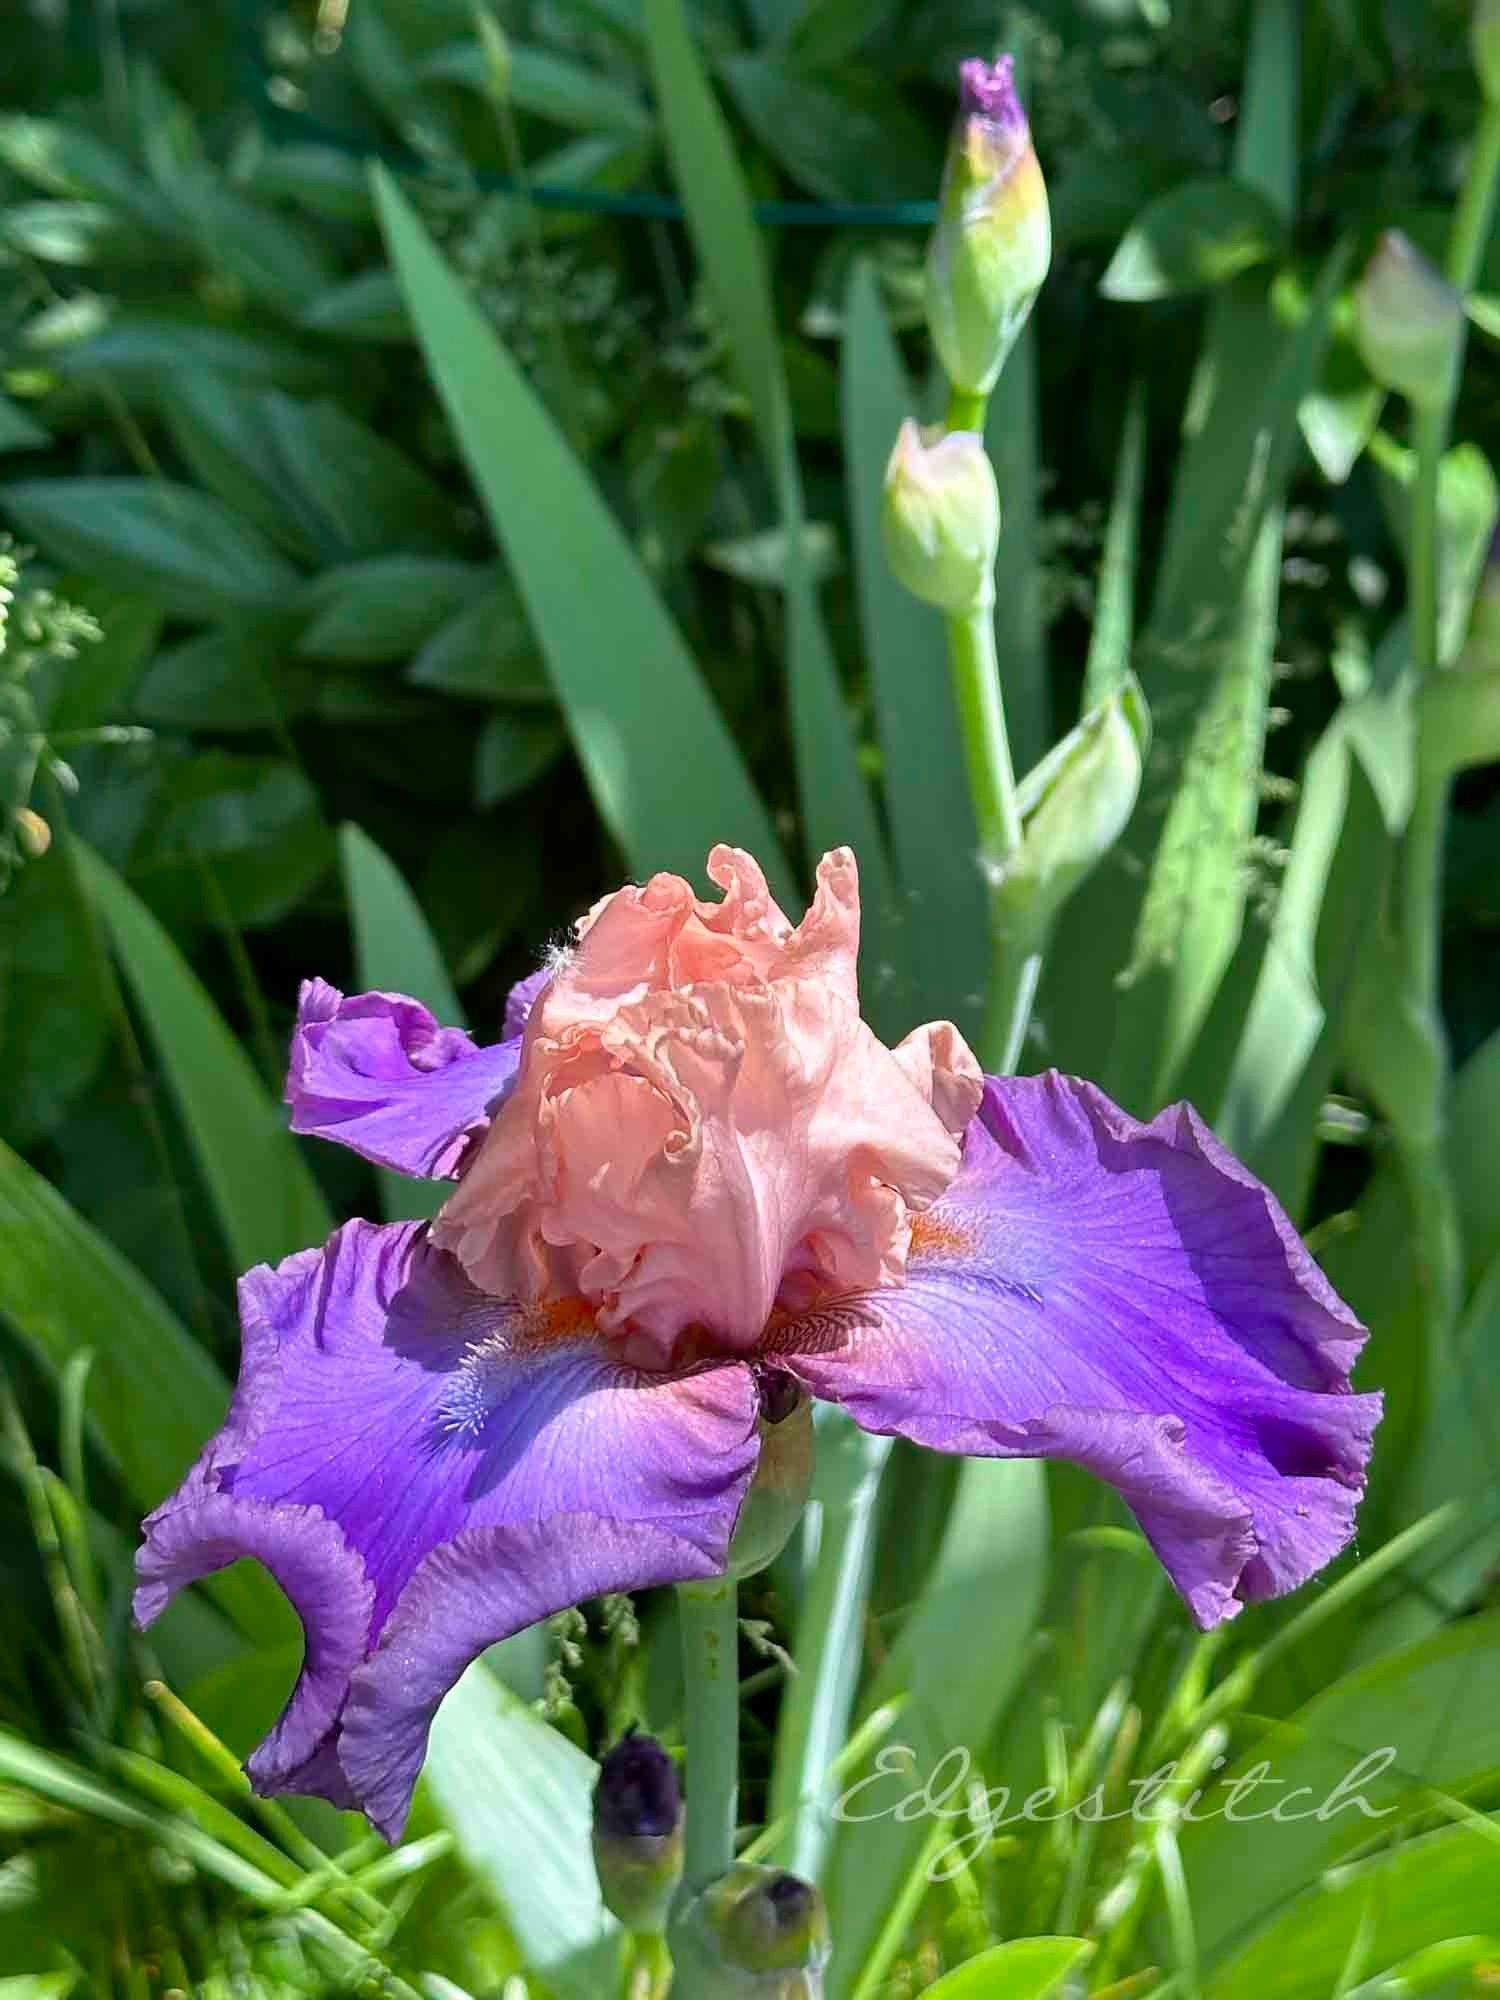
[
  {"left": 669, "top": 1864, "right": 831, "bottom": 1996},
  {"left": 1353, "top": 231, "right": 1464, "bottom": 410},
  {"left": 1475, "top": 0, "right": 1500, "bottom": 102},
  {"left": 12, "top": 806, "right": 51, "bottom": 859},
  {"left": 925, "top": 55, "right": 1051, "bottom": 399},
  {"left": 881, "top": 421, "right": 1001, "bottom": 613},
  {"left": 591, "top": 1728, "right": 684, "bottom": 1931},
  {"left": 728, "top": 1369, "right": 813, "bottom": 1581}
]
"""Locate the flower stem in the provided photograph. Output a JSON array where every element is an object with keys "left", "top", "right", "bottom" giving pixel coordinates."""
[
  {"left": 677, "top": 1576, "right": 740, "bottom": 1891},
  {"left": 945, "top": 587, "right": 1039, "bottom": 1073}
]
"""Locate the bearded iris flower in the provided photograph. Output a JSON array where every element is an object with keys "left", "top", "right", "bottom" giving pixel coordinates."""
[{"left": 135, "top": 846, "right": 1380, "bottom": 1840}]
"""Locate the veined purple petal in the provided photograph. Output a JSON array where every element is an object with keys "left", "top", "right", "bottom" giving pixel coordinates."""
[
  {"left": 778, "top": 1073, "right": 1381, "bottom": 1629},
  {"left": 286, "top": 978, "right": 521, "bottom": 1178},
  {"left": 342, "top": 1517, "right": 721, "bottom": 1839},
  {"left": 134, "top": 1220, "right": 761, "bottom": 1836}
]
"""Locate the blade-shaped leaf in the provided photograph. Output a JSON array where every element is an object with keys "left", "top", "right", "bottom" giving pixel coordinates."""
[
  {"left": 841, "top": 259, "right": 985, "bottom": 1042},
  {"left": 641, "top": 0, "right": 902, "bottom": 1018},
  {"left": 423, "top": 1661, "right": 618, "bottom": 1999},
  {"left": 77, "top": 843, "right": 331, "bottom": 1274},
  {"left": 372, "top": 165, "right": 794, "bottom": 903}
]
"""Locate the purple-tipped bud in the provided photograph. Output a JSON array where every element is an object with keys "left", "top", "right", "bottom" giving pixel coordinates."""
[
  {"left": 881, "top": 420, "right": 1001, "bottom": 613},
  {"left": 1353, "top": 231, "right": 1464, "bottom": 410},
  {"left": 925, "top": 55, "right": 1052, "bottom": 398},
  {"left": 1476, "top": 0, "right": 1500, "bottom": 102},
  {"left": 669, "top": 1864, "right": 831, "bottom": 1995},
  {"left": 727, "top": 1369, "right": 813, "bottom": 1581},
  {"left": 591, "top": 1729, "right": 684, "bottom": 1932}
]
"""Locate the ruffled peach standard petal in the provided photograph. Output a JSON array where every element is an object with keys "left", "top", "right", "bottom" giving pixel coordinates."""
[{"left": 434, "top": 849, "right": 982, "bottom": 1361}]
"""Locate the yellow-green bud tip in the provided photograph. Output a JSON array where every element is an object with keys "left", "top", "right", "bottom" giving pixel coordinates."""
[
  {"left": 1353, "top": 230, "right": 1464, "bottom": 410},
  {"left": 925, "top": 54, "right": 1051, "bottom": 398},
  {"left": 13, "top": 806, "right": 51, "bottom": 859},
  {"left": 881, "top": 419, "right": 1001, "bottom": 613}
]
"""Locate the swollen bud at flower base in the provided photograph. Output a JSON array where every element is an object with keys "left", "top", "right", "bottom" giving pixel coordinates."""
[
  {"left": 1474, "top": 0, "right": 1500, "bottom": 103},
  {"left": 591, "top": 1728, "right": 683, "bottom": 1931},
  {"left": 882, "top": 420, "right": 1001, "bottom": 614},
  {"left": 669, "top": 1864, "right": 831, "bottom": 1997},
  {"left": 925, "top": 55, "right": 1051, "bottom": 399},
  {"left": 1353, "top": 231, "right": 1464, "bottom": 410},
  {"left": 727, "top": 1369, "right": 813, "bottom": 1581}
]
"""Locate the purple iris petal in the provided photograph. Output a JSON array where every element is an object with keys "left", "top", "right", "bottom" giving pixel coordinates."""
[
  {"left": 502, "top": 964, "right": 553, "bottom": 1041},
  {"left": 779, "top": 1073, "right": 1381, "bottom": 1629},
  {"left": 134, "top": 1219, "right": 762, "bottom": 1837},
  {"left": 286, "top": 978, "right": 522, "bottom": 1178}
]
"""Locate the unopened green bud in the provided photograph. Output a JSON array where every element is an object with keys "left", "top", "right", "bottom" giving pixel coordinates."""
[
  {"left": 925, "top": 56, "right": 1051, "bottom": 398},
  {"left": 591, "top": 1728, "right": 683, "bottom": 1932},
  {"left": 669, "top": 1865, "right": 830, "bottom": 1997},
  {"left": 1000, "top": 680, "right": 1148, "bottom": 940},
  {"left": 1353, "top": 231, "right": 1464, "bottom": 410},
  {"left": 882, "top": 420, "right": 1000, "bottom": 613},
  {"left": 1475, "top": 0, "right": 1500, "bottom": 102},
  {"left": 727, "top": 1370, "right": 813, "bottom": 1581}
]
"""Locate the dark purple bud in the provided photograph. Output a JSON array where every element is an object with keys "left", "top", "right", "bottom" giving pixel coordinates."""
[{"left": 591, "top": 1729, "right": 684, "bottom": 1931}]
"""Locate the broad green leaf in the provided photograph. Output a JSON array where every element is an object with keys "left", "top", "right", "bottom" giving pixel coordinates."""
[
  {"left": 300, "top": 269, "right": 409, "bottom": 342},
  {"left": 0, "top": 1975, "right": 77, "bottom": 1998},
  {"left": 161, "top": 373, "right": 327, "bottom": 564},
  {"left": 785, "top": 0, "right": 902, "bottom": 66},
  {"left": 1452, "top": 1024, "right": 1500, "bottom": 1283},
  {"left": 424, "top": 1661, "right": 618, "bottom": 1998},
  {"left": 77, "top": 843, "right": 331, "bottom": 1274},
  {"left": 0, "top": 1140, "right": 285, "bottom": 1639},
  {"left": 1175, "top": 1612, "right": 1500, "bottom": 1965},
  {"left": 259, "top": 391, "right": 460, "bottom": 558},
  {"left": 919, "top": 1937, "right": 1092, "bottom": 2000},
  {"left": 1, "top": 200, "right": 158, "bottom": 268},
  {"left": 373, "top": 165, "right": 793, "bottom": 899},
  {"left": 1100, "top": 178, "right": 1286, "bottom": 301},
  {"left": 642, "top": 0, "right": 900, "bottom": 1018},
  {"left": 720, "top": 54, "right": 940, "bottom": 206},
  {"left": 32, "top": 575, "right": 162, "bottom": 736},
  {"left": 475, "top": 714, "right": 567, "bottom": 805},
  {"left": 129, "top": 752, "right": 332, "bottom": 933},
  {"left": 1206, "top": 1819, "right": 1500, "bottom": 2000},
  {"left": 54, "top": 315, "right": 338, "bottom": 389},
  {"left": 248, "top": 146, "right": 378, "bottom": 224},
  {"left": 0, "top": 114, "right": 174, "bottom": 231},
  {"left": 1370, "top": 435, "right": 1499, "bottom": 665},
  {"left": 822, "top": 1460, "right": 1048, "bottom": 1995},
  {"left": 339, "top": 823, "right": 464, "bottom": 1224},
  {"left": 426, "top": 41, "right": 652, "bottom": 138},
  {"left": 0, "top": 479, "right": 299, "bottom": 620},
  {"left": 841, "top": 259, "right": 985, "bottom": 1041},
  {"left": 408, "top": 584, "right": 552, "bottom": 704},
  {"left": 1418, "top": 666, "right": 1500, "bottom": 777},
  {"left": 296, "top": 558, "right": 490, "bottom": 663},
  {"left": 0, "top": 393, "right": 49, "bottom": 453},
  {"left": 167, "top": 168, "right": 335, "bottom": 315},
  {"left": 132, "top": 625, "right": 318, "bottom": 733}
]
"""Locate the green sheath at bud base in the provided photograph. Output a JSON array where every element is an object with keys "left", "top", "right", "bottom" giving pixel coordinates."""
[
  {"left": 727, "top": 1370, "right": 813, "bottom": 1581},
  {"left": 925, "top": 55, "right": 1052, "bottom": 398},
  {"left": 882, "top": 420, "right": 1001, "bottom": 613},
  {"left": 669, "top": 1864, "right": 830, "bottom": 1997},
  {"left": 591, "top": 1729, "right": 684, "bottom": 1931},
  {"left": 1353, "top": 231, "right": 1464, "bottom": 410}
]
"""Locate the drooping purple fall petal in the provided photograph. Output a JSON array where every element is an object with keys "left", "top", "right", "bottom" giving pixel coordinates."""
[
  {"left": 285, "top": 979, "right": 522, "bottom": 1178},
  {"left": 777, "top": 1073, "right": 1381, "bottom": 1629},
  {"left": 135, "top": 1219, "right": 762, "bottom": 1836}
]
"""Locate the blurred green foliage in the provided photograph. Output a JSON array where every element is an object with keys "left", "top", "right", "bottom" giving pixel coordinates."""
[{"left": 3, "top": 0, "right": 1500, "bottom": 1995}]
